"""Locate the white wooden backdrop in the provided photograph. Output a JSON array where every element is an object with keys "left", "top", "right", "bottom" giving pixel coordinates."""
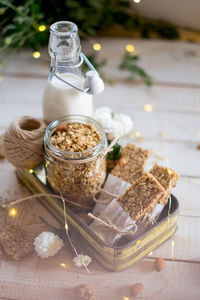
[{"left": 0, "top": 39, "right": 200, "bottom": 300}]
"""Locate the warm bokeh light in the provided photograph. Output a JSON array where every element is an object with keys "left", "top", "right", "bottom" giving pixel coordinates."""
[
  {"left": 126, "top": 44, "right": 135, "bottom": 53},
  {"left": 45, "top": 161, "right": 49, "bottom": 167},
  {"left": 122, "top": 297, "right": 130, "bottom": 300},
  {"left": 93, "top": 43, "right": 102, "bottom": 51},
  {"left": 143, "top": 104, "right": 153, "bottom": 112},
  {"left": 133, "top": 0, "right": 141, "bottom": 3},
  {"left": 9, "top": 208, "right": 17, "bottom": 217},
  {"left": 33, "top": 51, "right": 41, "bottom": 59},
  {"left": 38, "top": 25, "right": 47, "bottom": 32},
  {"left": 60, "top": 263, "right": 67, "bottom": 268},
  {"left": 135, "top": 131, "right": 141, "bottom": 137},
  {"left": 168, "top": 169, "right": 173, "bottom": 175},
  {"left": 5, "top": 37, "right": 12, "bottom": 45},
  {"left": 65, "top": 223, "right": 69, "bottom": 232},
  {"left": 29, "top": 169, "right": 34, "bottom": 173}
]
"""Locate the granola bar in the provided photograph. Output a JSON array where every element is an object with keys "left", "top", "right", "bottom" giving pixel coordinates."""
[
  {"left": 111, "top": 143, "right": 149, "bottom": 183},
  {"left": 117, "top": 173, "right": 166, "bottom": 221},
  {"left": 150, "top": 164, "right": 179, "bottom": 205},
  {"left": 0, "top": 224, "right": 33, "bottom": 260}
]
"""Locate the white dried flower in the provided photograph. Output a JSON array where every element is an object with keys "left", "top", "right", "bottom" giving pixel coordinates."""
[
  {"left": 114, "top": 113, "right": 134, "bottom": 135},
  {"left": 105, "top": 119, "right": 124, "bottom": 141},
  {"left": 94, "top": 107, "right": 134, "bottom": 141},
  {"left": 34, "top": 231, "right": 64, "bottom": 258},
  {"left": 94, "top": 106, "right": 112, "bottom": 128},
  {"left": 73, "top": 254, "right": 92, "bottom": 267}
]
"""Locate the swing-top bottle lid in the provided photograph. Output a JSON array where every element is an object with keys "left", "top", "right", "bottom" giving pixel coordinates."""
[{"left": 49, "top": 21, "right": 81, "bottom": 62}]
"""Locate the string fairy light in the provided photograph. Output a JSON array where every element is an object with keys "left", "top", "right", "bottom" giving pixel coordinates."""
[
  {"left": 168, "top": 169, "right": 173, "bottom": 175},
  {"left": 126, "top": 44, "right": 135, "bottom": 53},
  {"left": 93, "top": 43, "right": 102, "bottom": 51},
  {"left": 143, "top": 104, "right": 153, "bottom": 112},
  {"left": 29, "top": 169, "right": 34, "bottom": 174},
  {"left": 59, "top": 192, "right": 91, "bottom": 273},
  {"left": 8, "top": 208, "right": 17, "bottom": 217},
  {"left": 45, "top": 161, "right": 49, "bottom": 167},
  {"left": 33, "top": 51, "right": 41, "bottom": 59},
  {"left": 133, "top": 0, "right": 141, "bottom": 3},
  {"left": 60, "top": 262, "right": 67, "bottom": 268},
  {"left": 135, "top": 131, "right": 141, "bottom": 137},
  {"left": 38, "top": 25, "right": 47, "bottom": 32}
]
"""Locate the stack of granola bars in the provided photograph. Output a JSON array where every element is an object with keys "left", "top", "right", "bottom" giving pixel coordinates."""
[
  {"left": 90, "top": 143, "right": 179, "bottom": 244},
  {"left": 111, "top": 143, "right": 179, "bottom": 222}
]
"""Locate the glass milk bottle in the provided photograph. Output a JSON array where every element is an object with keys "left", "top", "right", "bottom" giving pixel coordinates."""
[{"left": 43, "top": 21, "right": 104, "bottom": 123}]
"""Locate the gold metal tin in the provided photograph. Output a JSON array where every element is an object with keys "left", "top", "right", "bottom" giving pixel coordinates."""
[{"left": 17, "top": 167, "right": 179, "bottom": 271}]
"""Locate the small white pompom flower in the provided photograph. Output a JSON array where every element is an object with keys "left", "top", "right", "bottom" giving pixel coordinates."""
[
  {"left": 34, "top": 231, "right": 64, "bottom": 258},
  {"left": 105, "top": 119, "right": 124, "bottom": 140},
  {"left": 73, "top": 254, "right": 92, "bottom": 268},
  {"left": 94, "top": 106, "right": 112, "bottom": 128},
  {"left": 114, "top": 113, "right": 134, "bottom": 135},
  {"left": 94, "top": 106, "right": 112, "bottom": 118},
  {"left": 94, "top": 107, "right": 134, "bottom": 141}
]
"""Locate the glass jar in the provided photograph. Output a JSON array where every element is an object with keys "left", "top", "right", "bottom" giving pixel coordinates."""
[{"left": 44, "top": 115, "right": 107, "bottom": 211}]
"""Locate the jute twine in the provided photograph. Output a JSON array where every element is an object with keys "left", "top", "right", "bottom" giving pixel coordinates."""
[
  {"left": 3, "top": 116, "right": 46, "bottom": 169},
  {"left": 88, "top": 212, "right": 137, "bottom": 236}
]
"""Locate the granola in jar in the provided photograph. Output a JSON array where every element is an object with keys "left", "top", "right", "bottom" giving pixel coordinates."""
[{"left": 44, "top": 115, "right": 107, "bottom": 211}]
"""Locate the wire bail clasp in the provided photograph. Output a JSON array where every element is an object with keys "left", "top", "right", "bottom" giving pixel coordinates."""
[{"left": 51, "top": 53, "right": 104, "bottom": 95}]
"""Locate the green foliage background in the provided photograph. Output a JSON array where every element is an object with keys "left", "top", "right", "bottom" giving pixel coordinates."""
[
  {"left": 0, "top": 0, "right": 180, "bottom": 84},
  {"left": 0, "top": 0, "right": 179, "bottom": 52}
]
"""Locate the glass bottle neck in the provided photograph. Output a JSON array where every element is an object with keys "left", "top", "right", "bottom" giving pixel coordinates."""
[
  {"left": 50, "top": 57, "right": 83, "bottom": 80},
  {"left": 49, "top": 21, "right": 81, "bottom": 65}
]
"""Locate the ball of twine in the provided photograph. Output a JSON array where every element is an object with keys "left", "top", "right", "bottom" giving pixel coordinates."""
[{"left": 3, "top": 116, "right": 46, "bottom": 169}]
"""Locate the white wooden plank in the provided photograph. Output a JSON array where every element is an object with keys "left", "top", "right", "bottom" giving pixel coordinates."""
[
  {"left": 95, "top": 83, "right": 200, "bottom": 114},
  {"left": 0, "top": 258, "right": 200, "bottom": 300},
  {"left": 4, "top": 39, "right": 200, "bottom": 86},
  {"left": 1, "top": 77, "right": 200, "bottom": 130},
  {"left": 175, "top": 177, "right": 200, "bottom": 217},
  {"left": 3, "top": 48, "right": 49, "bottom": 77},
  {"left": 130, "top": 110, "right": 200, "bottom": 142},
  {"left": 83, "top": 38, "right": 200, "bottom": 85},
  {"left": 151, "top": 215, "right": 200, "bottom": 262}
]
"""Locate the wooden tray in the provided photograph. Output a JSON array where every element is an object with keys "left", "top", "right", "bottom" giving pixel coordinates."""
[{"left": 17, "top": 165, "right": 179, "bottom": 271}]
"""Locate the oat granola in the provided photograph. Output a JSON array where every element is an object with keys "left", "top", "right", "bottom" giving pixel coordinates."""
[
  {"left": 0, "top": 224, "right": 33, "bottom": 260},
  {"left": 111, "top": 143, "right": 149, "bottom": 183},
  {"left": 45, "top": 121, "right": 107, "bottom": 211},
  {"left": 150, "top": 164, "right": 179, "bottom": 205},
  {"left": 50, "top": 123, "right": 101, "bottom": 152},
  {"left": 117, "top": 173, "right": 166, "bottom": 221}
]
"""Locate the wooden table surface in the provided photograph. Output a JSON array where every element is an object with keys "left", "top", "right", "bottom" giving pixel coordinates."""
[{"left": 0, "top": 38, "right": 200, "bottom": 300}]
